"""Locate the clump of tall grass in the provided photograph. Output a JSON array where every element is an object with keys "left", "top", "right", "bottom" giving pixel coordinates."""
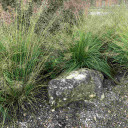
[
  {"left": 102, "top": 5, "right": 128, "bottom": 69},
  {"left": 0, "top": 1, "right": 59, "bottom": 126},
  {"left": 63, "top": 31, "right": 112, "bottom": 77}
]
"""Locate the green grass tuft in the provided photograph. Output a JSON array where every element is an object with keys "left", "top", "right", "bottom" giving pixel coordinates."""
[{"left": 64, "top": 31, "right": 112, "bottom": 77}]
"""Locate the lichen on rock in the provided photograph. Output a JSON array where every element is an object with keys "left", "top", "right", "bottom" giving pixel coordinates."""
[{"left": 48, "top": 68, "right": 104, "bottom": 108}]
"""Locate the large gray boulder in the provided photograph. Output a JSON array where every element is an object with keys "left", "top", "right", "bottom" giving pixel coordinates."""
[{"left": 48, "top": 68, "right": 104, "bottom": 108}]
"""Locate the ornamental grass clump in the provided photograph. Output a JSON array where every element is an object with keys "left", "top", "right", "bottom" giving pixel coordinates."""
[
  {"left": 101, "top": 5, "right": 128, "bottom": 69},
  {"left": 107, "top": 24, "right": 128, "bottom": 68},
  {"left": 0, "top": 1, "right": 57, "bottom": 126},
  {"left": 64, "top": 31, "right": 112, "bottom": 78}
]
